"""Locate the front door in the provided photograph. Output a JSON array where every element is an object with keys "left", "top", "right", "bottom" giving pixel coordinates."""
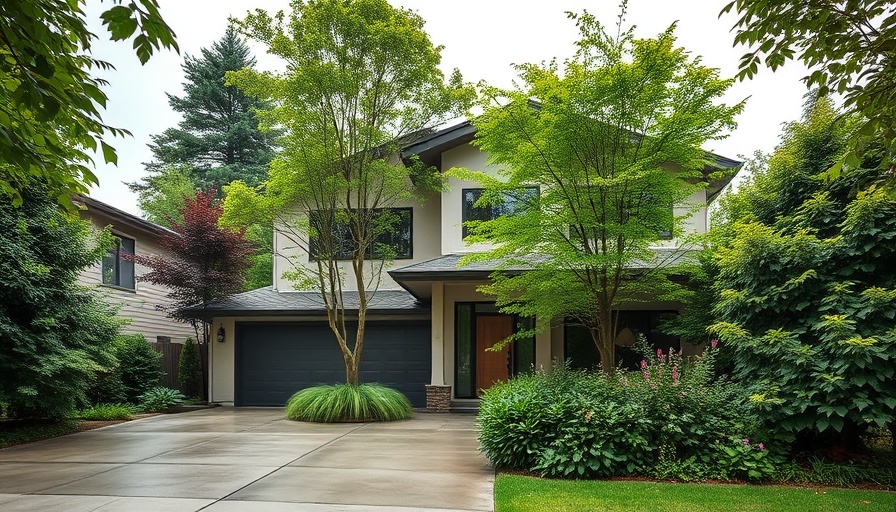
[{"left": 475, "top": 315, "right": 513, "bottom": 394}]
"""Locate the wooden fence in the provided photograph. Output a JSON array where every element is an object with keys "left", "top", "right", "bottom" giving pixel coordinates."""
[{"left": 150, "top": 342, "right": 209, "bottom": 399}]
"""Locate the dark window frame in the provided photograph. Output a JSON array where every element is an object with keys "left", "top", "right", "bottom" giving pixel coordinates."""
[
  {"left": 102, "top": 235, "right": 136, "bottom": 290},
  {"left": 308, "top": 207, "right": 414, "bottom": 261},
  {"left": 461, "top": 187, "right": 539, "bottom": 238}
]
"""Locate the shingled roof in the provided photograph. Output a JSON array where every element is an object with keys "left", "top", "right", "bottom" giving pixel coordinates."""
[{"left": 180, "top": 287, "right": 429, "bottom": 319}]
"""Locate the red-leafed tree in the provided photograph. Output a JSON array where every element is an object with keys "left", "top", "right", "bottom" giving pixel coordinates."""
[{"left": 134, "top": 190, "right": 253, "bottom": 345}]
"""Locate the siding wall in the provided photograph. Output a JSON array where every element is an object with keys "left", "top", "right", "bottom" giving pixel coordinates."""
[{"left": 79, "top": 210, "right": 196, "bottom": 344}]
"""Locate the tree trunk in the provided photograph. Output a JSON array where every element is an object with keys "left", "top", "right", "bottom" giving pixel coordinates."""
[{"left": 345, "top": 356, "right": 359, "bottom": 386}]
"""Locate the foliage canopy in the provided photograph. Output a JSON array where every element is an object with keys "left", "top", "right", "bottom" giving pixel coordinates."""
[
  {"left": 723, "top": 0, "right": 896, "bottom": 175},
  {"left": 0, "top": 0, "right": 177, "bottom": 208},
  {"left": 450, "top": 10, "right": 742, "bottom": 371},
  {"left": 711, "top": 98, "right": 896, "bottom": 448}
]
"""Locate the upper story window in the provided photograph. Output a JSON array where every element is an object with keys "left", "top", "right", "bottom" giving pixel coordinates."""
[
  {"left": 309, "top": 208, "right": 413, "bottom": 261},
  {"left": 102, "top": 236, "right": 135, "bottom": 289},
  {"left": 462, "top": 187, "right": 539, "bottom": 238}
]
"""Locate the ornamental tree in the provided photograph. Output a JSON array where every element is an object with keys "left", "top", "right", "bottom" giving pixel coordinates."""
[
  {"left": 0, "top": 0, "right": 177, "bottom": 209},
  {"left": 710, "top": 97, "right": 896, "bottom": 450},
  {"left": 134, "top": 190, "right": 253, "bottom": 345},
  {"left": 221, "top": 0, "right": 472, "bottom": 385},
  {"left": 0, "top": 186, "right": 120, "bottom": 417},
  {"left": 449, "top": 9, "right": 742, "bottom": 372}
]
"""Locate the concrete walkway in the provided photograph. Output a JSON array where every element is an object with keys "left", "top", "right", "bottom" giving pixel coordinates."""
[{"left": 0, "top": 409, "right": 493, "bottom": 511}]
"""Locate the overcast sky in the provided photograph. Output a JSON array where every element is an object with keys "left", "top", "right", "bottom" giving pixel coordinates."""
[{"left": 84, "top": 0, "right": 809, "bottom": 214}]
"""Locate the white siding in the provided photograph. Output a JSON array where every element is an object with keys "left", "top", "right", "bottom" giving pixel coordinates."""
[{"left": 79, "top": 212, "right": 196, "bottom": 344}]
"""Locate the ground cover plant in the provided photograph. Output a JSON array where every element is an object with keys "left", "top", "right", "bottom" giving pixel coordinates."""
[
  {"left": 0, "top": 419, "right": 81, "bottom": 449},
  {"left": 139, "top": 387, "right": 186, "bottom": 412},
  {"left": 73, "top": 403, "right": 134, "bottom": 421},
  {"left": 285, "top": 384, "right": 412, "bottom": 423},
  {"left": 494, "top": 474, "right": 896, "bottom": 512}
]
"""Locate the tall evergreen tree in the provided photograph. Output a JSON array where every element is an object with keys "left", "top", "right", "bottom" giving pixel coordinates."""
[
  {"left": 129, "top": 28, "right": 278, "bottom": 290},
  {"left": 133, "top": 27, "right": 277, "bottom": 192}
]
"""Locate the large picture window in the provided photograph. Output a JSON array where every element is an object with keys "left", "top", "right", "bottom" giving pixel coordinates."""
[
  {"left": 102, "top": 236, "right": 135, "bottom": 289},
  {"left": 461, "top": 187, "right": 539, "bottom": 238},
  {"left": 309, "top": 208, "right": 413, "bottom": 261}
]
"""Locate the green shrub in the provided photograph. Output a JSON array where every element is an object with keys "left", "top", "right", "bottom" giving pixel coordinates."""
[
  {"left": 177, "top": 337, "right": 202, "bottom": 399},
  {"left": 73, "top": 403, "right": 133, "bottom": 421},
  {"left": 478, "top": 344, "right": 773, "bottom": 480},
  {"left": 88, "top": 334, "right": 163, "bottom": 405},
  {"left": 140, "top": 386, "right": 185, "bottom": 412},
  {"left": 285, "top": 384, "right": 412, "bottom": 422}
]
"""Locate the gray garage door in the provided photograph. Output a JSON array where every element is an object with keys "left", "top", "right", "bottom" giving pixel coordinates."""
[{"left": 235, "top": 321, "right": 431, "bottom": 407}]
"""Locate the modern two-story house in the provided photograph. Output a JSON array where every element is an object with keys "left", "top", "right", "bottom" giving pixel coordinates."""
[{"left": 188, "top": 120, "right": 740, "bottom": 410}]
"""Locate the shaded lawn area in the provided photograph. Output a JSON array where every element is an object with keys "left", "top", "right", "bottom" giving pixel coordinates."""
[{"left": 496, "top": 475, "right": 896, "bottom": 512}]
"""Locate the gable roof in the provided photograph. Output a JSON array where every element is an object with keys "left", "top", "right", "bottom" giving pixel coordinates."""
[
  {"left": 75, "top": 195, "right": 175, "bottom": 239},
  {"left": 400, "top": 118, "right": 742, "bottom": 201}
]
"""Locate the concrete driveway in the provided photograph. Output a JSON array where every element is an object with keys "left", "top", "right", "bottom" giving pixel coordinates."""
[{"left": 0, "top": 409, "right": 493, "bottom": 511}]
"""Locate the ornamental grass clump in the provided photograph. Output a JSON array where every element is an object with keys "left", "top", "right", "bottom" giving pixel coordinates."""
[
  {"left": 479, "top": 338, "right": 778, "bottom": 480},
  {"left": 285, "top": 384, "right": 412, "bottom": 423}
]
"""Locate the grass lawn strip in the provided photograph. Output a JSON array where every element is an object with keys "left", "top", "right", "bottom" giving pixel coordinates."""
[{"left": 496, "top": 474, "right": 896, "bottom": 512}]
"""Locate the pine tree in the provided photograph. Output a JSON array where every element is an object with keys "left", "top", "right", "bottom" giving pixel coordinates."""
[{"left": 133, "top": 28, "right": 277, "bottom": 192}]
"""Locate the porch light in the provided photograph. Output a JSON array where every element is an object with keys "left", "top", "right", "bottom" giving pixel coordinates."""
[{"left": 216, "top": 325, "right": 225, "bottom": 343}]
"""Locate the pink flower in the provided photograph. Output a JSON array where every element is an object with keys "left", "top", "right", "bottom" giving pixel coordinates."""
[
  {"left": 672, "top": 367, "right": 679, "bottom": 385},
  {"left": 640, "top": 360, "right": 648, "bottom": 370},
  {"left": 711, "top": 339, "right": 718, "bottom": 349},
  {"left": 758, "top": 443, "right": 765, "bottom": 451},
  {"left": 678, "top": 348, "right": 683, "bottom": 356},
  {"left": 742, "top": 438, "right": 750, "bottom": 445},
  {"left": 643, "top": 370, "right": 650, "bottom": 381},
  {"left": 657, "top": 348, "right": 663, "bottom": 357}
]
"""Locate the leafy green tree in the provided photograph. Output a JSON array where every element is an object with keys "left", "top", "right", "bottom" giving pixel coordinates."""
[
  {"left": 0, "top": 0, "right": 177, "bottom": 209},
  {"left": 177, "top": 337, "right": 202, "bottom": 399},
  {"left": 0, "top": 186, "right": 121, "bottom": 417},
  {"left": 722, "top": 0, "right": 896, "bottom": 175},
  {"left": 449, "top": 10, "right": 742, "bottom": 372},
  {"left": 710, "top": 98, "right": 896, "bottom": 450},
  {"left": 132, "top": 166, "right": 195, "bottom": 227},
  {"left": 222, "top": 0, "right": 472, "bottom": 385}
]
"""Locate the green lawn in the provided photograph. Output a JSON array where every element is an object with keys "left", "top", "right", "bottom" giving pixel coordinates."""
[{"left": 496, "top": 474, "right": 896, "bottom": 512}]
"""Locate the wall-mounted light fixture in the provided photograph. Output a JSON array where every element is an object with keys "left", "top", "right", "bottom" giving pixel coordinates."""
[{"left": 216, "top": 325, "right": 225, "bottom": 343}]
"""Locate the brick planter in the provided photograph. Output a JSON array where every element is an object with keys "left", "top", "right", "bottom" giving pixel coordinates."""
[{"left": 425, "top": 385, "right": 452, "bottom": 413}]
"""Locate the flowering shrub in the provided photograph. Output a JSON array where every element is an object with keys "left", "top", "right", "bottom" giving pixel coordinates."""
[
  {"left": 711, "top": 437, "right": 781, "bottom": 480},
  {"left": 478, "top": 339, "right": 777, "bottom": 480}
]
